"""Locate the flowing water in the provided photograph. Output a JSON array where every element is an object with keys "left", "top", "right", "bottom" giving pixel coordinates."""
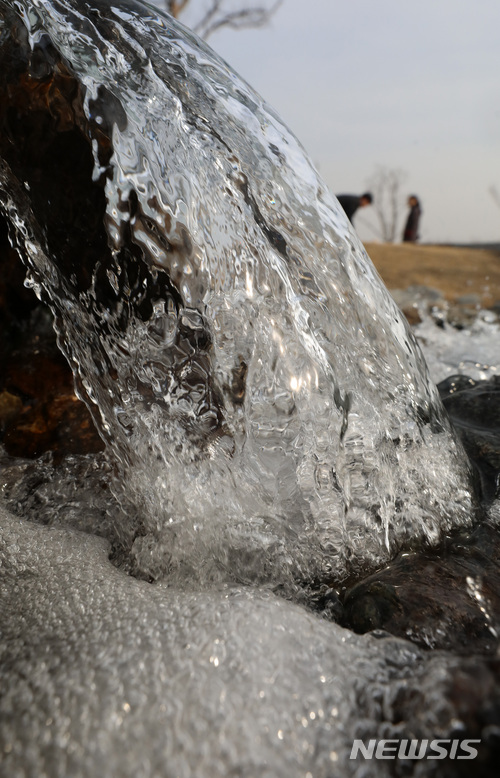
[{"left": 0, "top": 1, "right": 499, "bottom": 776}]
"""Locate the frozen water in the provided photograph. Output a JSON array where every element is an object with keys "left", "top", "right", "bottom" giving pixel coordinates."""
[
  {"left": 415, "top": 309, "right": 500, "bottom": 385},
  {"left": 0, "top": 0, "right": 474, "bottom": 587}
]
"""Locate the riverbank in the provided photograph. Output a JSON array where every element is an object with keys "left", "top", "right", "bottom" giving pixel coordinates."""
[{"left": 365, "top": 242, "right": 500, "bottom": 309}]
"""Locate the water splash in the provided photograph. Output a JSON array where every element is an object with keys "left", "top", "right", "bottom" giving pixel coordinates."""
[{"left": 0, "top": 0, "right": 474, "bottom": 588}]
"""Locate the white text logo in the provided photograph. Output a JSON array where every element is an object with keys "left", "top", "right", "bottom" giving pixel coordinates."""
[{"left": 350, "top": 739, "right": 480, "bottom": 760}]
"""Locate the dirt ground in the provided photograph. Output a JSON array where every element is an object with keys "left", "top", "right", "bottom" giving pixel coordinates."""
[{"left": 364, "top": 242, "right": 500, "bottom": 308}]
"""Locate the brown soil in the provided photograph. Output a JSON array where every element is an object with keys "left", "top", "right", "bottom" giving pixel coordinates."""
[{"left": 365, "top": 243, "right": 500, "bottom": 308}]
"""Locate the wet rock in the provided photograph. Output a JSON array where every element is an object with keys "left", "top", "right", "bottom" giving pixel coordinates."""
[
  {"left": 0, "top": 214, "right": 103, "bottom": 460},
  {"left": 342, "top": 377, "right": 500, "bottom": 655},
  {"left": 400, "top": 302, "right": 423, "bottom": 326},
  {"left": 1, "top": 338, "right": 104, "bottom": 459},
  {"left": 342, "top": 525, "right": 500, "bottom": 655},
  {"left": 446, "top": 302, "right": 481, "bottom": 330},
  {"left": 0, "top": 390, "right": 22, "bottom": 430},
  {"left": 306, "top": 585, "right": 344, "bottom": 622},
  {"left": 439, "top": 375, "right": 500, "bottom": 502},
  {"left": 391, "top": 285, "right": 445, "bottom": 325},
  {"left": 389, "top": 284, "right": 497, "bottom": 331}
]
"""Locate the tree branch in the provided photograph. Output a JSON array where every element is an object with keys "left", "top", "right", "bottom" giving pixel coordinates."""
[
  {"left": 366, "top": 165, "right": 407, "bottom": 243},
  {"left": 196, "top": 1, "right": 283, "bottom": 38},
  {"left": 163, "top": 0, "right": 283, "bottom": 40}
]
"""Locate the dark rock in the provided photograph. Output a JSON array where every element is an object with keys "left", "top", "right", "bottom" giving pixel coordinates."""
[
  {"left": 439, "top": 375, "right": 500, "bottom": 502},
  {"left": 342, "top": 525, "right": 500, "bottom": 654},
  {"left": 0, "top": 213, "right": 103, "bottom": 460},
  {"left": 0, "top": 390, "right": 22, "bottom": 430},
  {"left": 341, "top": 377, "right": 500, "bottom": 655}
]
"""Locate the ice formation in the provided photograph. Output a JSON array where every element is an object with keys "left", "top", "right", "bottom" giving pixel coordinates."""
[{"left": 0, "top": 0, "right": 474, "bottom": 585}]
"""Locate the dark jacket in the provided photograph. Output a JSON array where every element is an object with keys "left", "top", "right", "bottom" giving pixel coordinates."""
[
  {"left": 336, "top": 194, "right": 362, "bottom": 223},
  {"left": 403, "top": 204, "right": 421, "bottom": 242}
]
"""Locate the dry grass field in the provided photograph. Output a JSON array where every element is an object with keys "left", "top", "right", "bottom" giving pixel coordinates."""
[{"left": 364, "top": 242, "right": 500, "bottom": 308}]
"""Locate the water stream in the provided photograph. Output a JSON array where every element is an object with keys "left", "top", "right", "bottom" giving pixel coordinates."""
[{"left": 0, "top": 1, "right": 498, "bottom": 775}]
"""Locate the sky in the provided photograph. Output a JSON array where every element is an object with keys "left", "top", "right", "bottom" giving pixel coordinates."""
[{"left": 175, "top": 0, "right": 500, "bottom": 244}]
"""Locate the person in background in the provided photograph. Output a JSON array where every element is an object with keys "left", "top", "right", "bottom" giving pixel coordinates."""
[
  {"left": 402, "top": 195, "right": 421, "bottom": 242},
  {"left": 336, "top": 192, "right": 373, "bottom": 224}
]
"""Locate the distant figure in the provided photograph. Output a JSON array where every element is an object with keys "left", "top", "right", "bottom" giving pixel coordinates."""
[
  {"left": 402, "top": 195, "right": 421, "bottom": 242},
  {"left": 336, "top": 192, "right": 373, "bottom": 223}
]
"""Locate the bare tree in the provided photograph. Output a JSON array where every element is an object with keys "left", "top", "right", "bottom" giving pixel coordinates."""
[
  {"left": 363, "top": 165, "right": 407, "bottom": 243},
  {"left": 164, "top": 0, "right": 283, "bottom": 39}
]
